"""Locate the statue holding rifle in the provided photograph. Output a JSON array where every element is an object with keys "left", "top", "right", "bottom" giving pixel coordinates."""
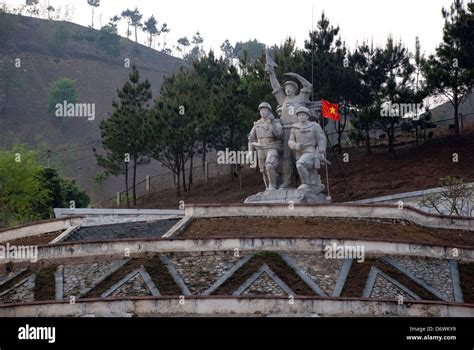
[
  {"left": 288, "top": 106, "right": 328, "bottom": 191},
  {"left": 244, "top": 51, "right": 330, "bottom": 204},
  {"left": 265, "top": 51, "right": 313, "bottom": 188}
]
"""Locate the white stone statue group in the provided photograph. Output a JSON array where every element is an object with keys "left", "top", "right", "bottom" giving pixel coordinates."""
[{"left": 247, "top": 60, "right": 328, "bottom": 194}]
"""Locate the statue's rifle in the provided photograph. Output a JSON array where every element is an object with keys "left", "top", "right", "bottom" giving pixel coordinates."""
[{"left": 265, "top": 49, "right": 278, "bottom": 70}]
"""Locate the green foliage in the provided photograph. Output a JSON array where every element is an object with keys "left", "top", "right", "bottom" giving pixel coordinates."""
[
  {"left": 234, "top": 39, "right": 267, "bottom": 64},
  {"left": 220, "top": 39, "right": 236, "bottom": 64},
  {"left": 0, "top": 146, "right": 90, "bottom": 226},
  {"left": 294, "top": 13, "right": 361, "bottom": 106},
  {"left": 148, "top": 68, "right": 197, "bottom": 195},
  {"left": 120, "top": 8, "right": 133, "bottom": 39},
  {"left": 212, "top": 65, "right": 251, "bottom": 151},
  {"left": 60, "top": 178, "right": 90, "bottom": 208},
  {"left": 192, "top": 52, "right": 252, "bottom": 151},
  {"left": 35, "top": 168, "right": 90, "bottom": 217},
  {"left": 348, "top": 36, "right": 418, "bottom": 154},
  {"left": 239, "top": 51, "right": 274, "bottom": 115},
  {"left": 301, "top": 13, "right": 343, "bottom": 100},
  {"left": 422, "top": 0, "right": 474, "bottom": 136},
  {"left": 90, "top": 3, "right": 473, "bottom": 208},
  {"left": 98, "top": 22, "right": 121, "bottom": 56},
  {"left": 372, "top": 37, "right": 416, "bottom": 153},
  {"left": 148, "top": 50, "right": 264, "bottom": 195},
  {"left": 143, "top": 15, "right": 158, "bottom": 48},
  {"left": 160, "top": 23, "right": 170, "bottom": 51},
  {"left": 84, "top": 29, "right": 98, "bottom": 42},
  {"left": 184, "top": 32, "right": 205, "bottom": 62},
  {"left": 87, "top": 0, "right": 100, "bottom": 28},
  {"left": 176, "top": 36, "right": 190, "bottom": 58},
  {"left": 349, "top": 42, "right": 387, "bottom": 151},
  {"left": 47, "top": 23, "right": 70, "bottom": 56},
  {"left": 0, "top": 145, "right": 49, "bottom": 227},
  {"left": 96, "top": 65, "right": 152, "bottom": 207},
  {"left": 36, "top": 168, "right": 63, "bottom": 211},
  {"left": 121, "top": 7, "right": 142, "bottom": 43},
  {"left": 273, "top": 38, "right": 304, "bottom": 80},
  {"left": 46, "top": 78, "right": 79, "bottom": 117}
]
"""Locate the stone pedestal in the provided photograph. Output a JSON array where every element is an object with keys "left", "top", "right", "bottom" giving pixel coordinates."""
[{"left": 244, "top": 188, "right": 329, "bottom": 205}]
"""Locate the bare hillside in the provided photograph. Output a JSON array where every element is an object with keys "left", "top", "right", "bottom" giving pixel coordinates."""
[{"left": 0, "top": 13, "right": 185, "bottom": 202}]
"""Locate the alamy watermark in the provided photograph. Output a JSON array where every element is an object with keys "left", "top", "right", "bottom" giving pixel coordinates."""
[
  {"left": 18, "top": 324, "right": 55, "bottom": 344},
  {"left": 55, "top": 101, "right": 96, "bottom": 121},
  {"left": 380, "top": 102, "right": 425, "bottom": 121},
  {"left": 0, "top": 243, "right": 38, "bottom": 263},
  {"left": 217, "top": 148, "right": 257, "bottom": 168},
  {"left": 324, "top": 242, "right": 365, "bottom": 263}
]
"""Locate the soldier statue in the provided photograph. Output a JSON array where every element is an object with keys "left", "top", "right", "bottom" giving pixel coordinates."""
[
  {"left": 288, "top": 107, "right": 328, "bottom": 191},
  {"left": 244, "top": 52, "right": 331, "bottom": 204},
  {"left": 265, "top": 61, "right": 313, "bottom": 188},
  {"left": 247, "top": 102, "right": 283, "bottom": 190}
]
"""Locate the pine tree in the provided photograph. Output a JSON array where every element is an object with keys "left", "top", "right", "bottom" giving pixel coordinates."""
[
  {"left": 130, "top": 8, "right": 143, "bottom": 43},
  {"left": 374, "top": 37, "right": 415, "bottom": 155},
  {"left": 148, "top": 69, "right": 197, "bottom": 196},
  {"left": 143, "top": 15, "right": 159, "bottom": 48},
  {"left": 160, "top": 23, "right": 170, "bottom": 51},
  {"left": 422, "top": 0, "right": 474, "bottom": 136},
  {"left": 95, "top": 65, "right": 152, "bottom": 207},
  {"left": 87, "top": 0, "right": 100, "bottom": 28}
]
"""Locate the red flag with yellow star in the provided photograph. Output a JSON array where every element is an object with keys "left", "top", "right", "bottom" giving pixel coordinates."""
[{"left": 321, "top": 99, "right": 340, "bottom": 121}]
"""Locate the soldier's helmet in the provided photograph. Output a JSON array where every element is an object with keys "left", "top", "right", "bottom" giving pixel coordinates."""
[
  {"left": 296, "top": 106, "right": 311, "bottom": 116},
  {"left": 258, "top": 102, "right": 273, "bottom": 111},
  {"left": 283, "top": 80, "right": 299, "bottom": 91}
]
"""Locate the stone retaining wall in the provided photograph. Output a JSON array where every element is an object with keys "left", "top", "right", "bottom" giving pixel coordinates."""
[
  {"left": 54, "top": 209, "right": 184, "bottom": 227},
  {"left": 0, "top": 217, "right": 83, "bottom": 243},
  {"left": 184, "top": 204, "right": 474, "bottom": 231},
  {"left": 0, "top": 297, "right": 471, "bottom": 317},
  {"left": 20, "top": 238, "right": 474, "bottom": 263},
  {"left": 0, "top": 250, "right": 471, "bottom": 316}
]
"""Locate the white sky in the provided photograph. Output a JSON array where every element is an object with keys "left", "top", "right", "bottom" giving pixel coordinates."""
[{"left": 5, "top": 0, "right": 455, "bottom": 56}]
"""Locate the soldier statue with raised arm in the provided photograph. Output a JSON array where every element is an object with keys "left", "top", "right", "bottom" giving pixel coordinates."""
[
  {"left": 265, "top": 54, "right": 313, "bottom": 188},
  {"left": 244, "top": 52, "right": 330, "bottom": 205}
]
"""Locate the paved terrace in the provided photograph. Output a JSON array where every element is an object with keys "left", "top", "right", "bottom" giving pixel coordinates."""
[
  {"left": 61, "top": 220, "right": 180, "bottom": 242},
  {"left": 0, "top": 204, "right": 473, "bottom": 317}
]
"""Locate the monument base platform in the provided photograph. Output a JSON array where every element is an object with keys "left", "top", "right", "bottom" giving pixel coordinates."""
[{"left": 244, "top": 188, "right": 329, "bottom": 205}]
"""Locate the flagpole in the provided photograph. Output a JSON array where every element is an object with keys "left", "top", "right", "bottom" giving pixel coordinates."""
[
  {"left": 310, "top": 6, "right": 330, "bottom": 202},
  {"left": 321, "top": 109, "right": 331, "bottom": 202},
  {"left": 311, "top": 5, "right": 314, "bottom": 102},
  {"left": 325, "top": 136, "right": 331, "bottom": 202}
]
